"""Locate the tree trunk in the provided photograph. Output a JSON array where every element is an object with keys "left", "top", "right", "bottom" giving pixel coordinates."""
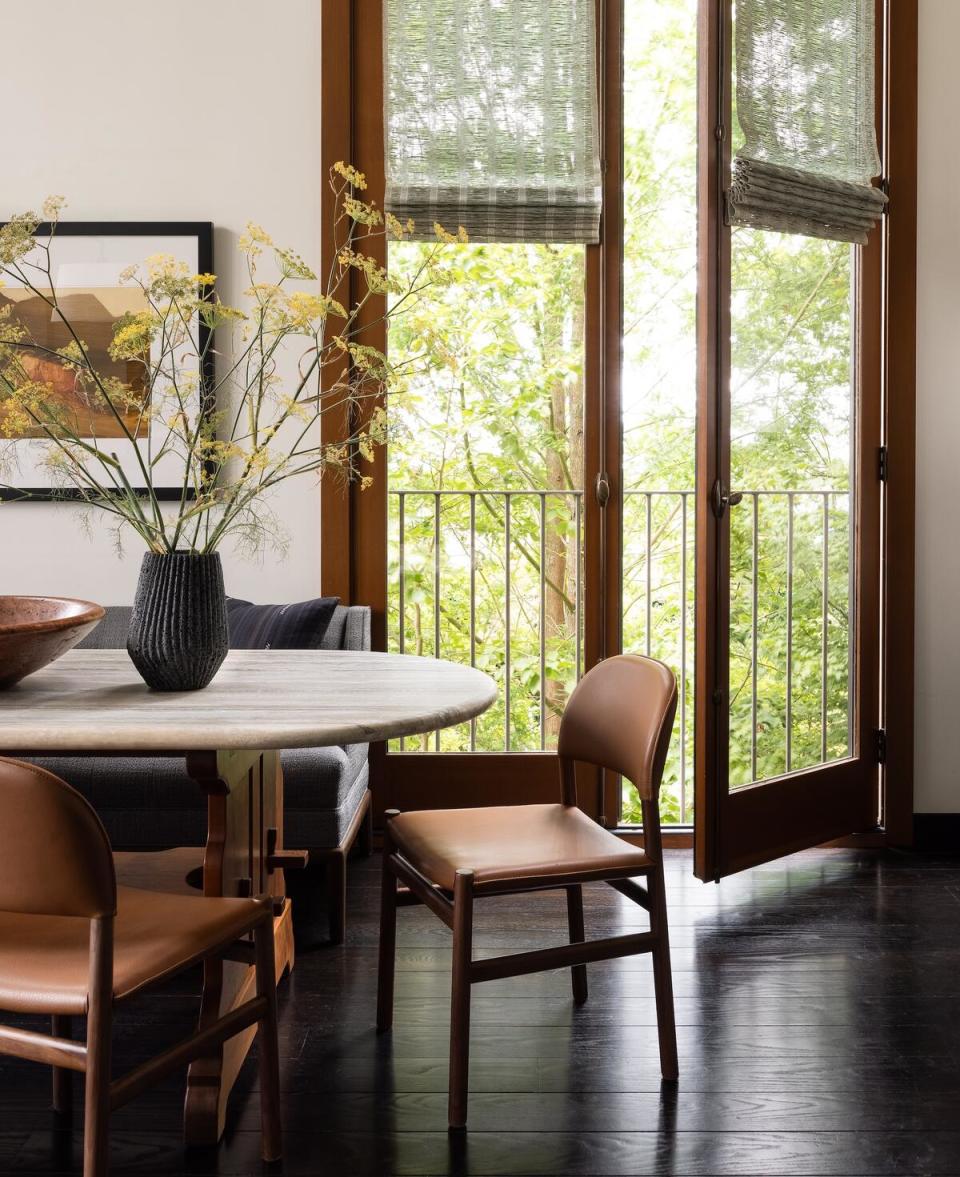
[{"left": 543, "top": 259, "right": 585, "bottom": 745}]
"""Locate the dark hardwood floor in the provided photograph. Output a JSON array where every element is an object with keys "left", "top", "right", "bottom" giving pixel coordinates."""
[{"left": 2, "top": 846, "right": 960, "bottom": 1176}]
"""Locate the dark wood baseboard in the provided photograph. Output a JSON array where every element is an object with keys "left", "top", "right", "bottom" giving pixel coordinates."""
[{"left": 913, "top": 814, "right": 960, "bottom": 852}]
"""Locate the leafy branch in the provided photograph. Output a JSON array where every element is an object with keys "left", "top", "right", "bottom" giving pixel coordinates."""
[{"left": 0, "top": 170, "right": 459, "bottom": 554}]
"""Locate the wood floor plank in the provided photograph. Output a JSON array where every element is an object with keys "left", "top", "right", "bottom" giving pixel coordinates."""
[
  {"left": 12, "top": 1128, "right": 960, "bottom": 1176},
  {"left": 3, "top": 846, "right": 960, "bottom": 1175}
]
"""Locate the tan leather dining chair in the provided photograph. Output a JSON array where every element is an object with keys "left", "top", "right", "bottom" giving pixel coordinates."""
[
  {"left": 377, "top": 654, "right": 679, "bottom": 1129},
  {"left": 0, "top": 757, "right": 281, "bottom": 1176}
]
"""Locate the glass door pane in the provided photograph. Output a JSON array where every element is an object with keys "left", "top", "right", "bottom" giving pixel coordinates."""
[
  {"left": 386, "top": 242, "right": 586, "bottom": 753},
  {"left": 727, "top": 133, "right": 857, "bottom": 788},
  {"left": 621, "top": 0, "right": 699, "bottom": 825}
]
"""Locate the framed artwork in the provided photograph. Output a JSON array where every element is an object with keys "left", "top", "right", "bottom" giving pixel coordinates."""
[{"left": 0, "top": 221, "right": 213, "bottom": 501}]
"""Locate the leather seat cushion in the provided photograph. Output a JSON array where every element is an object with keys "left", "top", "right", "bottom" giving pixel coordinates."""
[
  {"left": 389, "top": 803, "right": 651, "bottom": 891},
  {"left": 0, "top": 887, "right": 263, "bottom": 1014}
]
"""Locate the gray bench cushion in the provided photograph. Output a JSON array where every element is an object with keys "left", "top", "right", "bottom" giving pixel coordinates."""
[
  {"left": 77, "top": 603, "right": 372, "bottom": 655},
  {"left": 31, "top": 601, "right": 372, "bottom": 850},
  {"left": 79, "top": 606, "right": 134, "bottom": 650},
  {"left": 29, "top": 744, "right": 369, "bottom": 848}
]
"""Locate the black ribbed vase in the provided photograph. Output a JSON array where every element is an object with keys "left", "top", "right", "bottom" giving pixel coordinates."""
[{"left": 127, "top": 552, "right": 228, "bottom": 691}]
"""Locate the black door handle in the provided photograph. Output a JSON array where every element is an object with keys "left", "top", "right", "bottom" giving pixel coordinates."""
[{"left": 711, "top": 480, "right": 743, "bottom": 518}]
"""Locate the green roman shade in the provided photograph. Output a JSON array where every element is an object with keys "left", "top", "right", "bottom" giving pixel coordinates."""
[
  {"left": 728, "top": 0, "right": 887, "bottom": 244},
  {"left": 383, "top": 0, "right": 602, "bottom": 244}
]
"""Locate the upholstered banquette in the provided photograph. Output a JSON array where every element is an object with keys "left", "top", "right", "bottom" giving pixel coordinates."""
[{"left": 29, "top": 602, "right": 372, "bottom": 943}]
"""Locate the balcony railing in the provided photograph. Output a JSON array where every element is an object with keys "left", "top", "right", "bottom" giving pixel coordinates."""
[{"left": 389, "top": 486, "right": 852, "bottom": 824}]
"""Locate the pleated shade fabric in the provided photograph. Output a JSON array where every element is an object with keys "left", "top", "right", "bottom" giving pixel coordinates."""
[
  {"left": 728, "top": 0, "right": 887, "bottom": 244},
  {"left": 383, "top": 0, "right": 602, "bottom": 244}
]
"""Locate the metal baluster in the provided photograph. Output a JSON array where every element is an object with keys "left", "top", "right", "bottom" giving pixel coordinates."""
[
  {"left": 751, "top": 493, "right": 759, "bottom": 782},
  {"left": 821, "top": 492, "right": 829, "bottom": 764},
  {"left": 504, "top": 494, "right": 511, "bottom": 752},
  {"left": 786, "top": 493, "right": 794, "bottom": 773},
  {"left": 645, "top": 492, "right": 652, "bottom": 657},
  {"left": 398, "top": 493, "right": 405, "bottom": 752},
  {"left": 846, "top": 489, "right": 854, "bottom": 758},
  {"left": 398, "top": 493, "right": 406, "bottom": 657},
  {"left": 434, "top": 494, "right": 441, "bottom": 750},
  {"left": 680, "top": 492, "right": 688, "bottom": 824},
  {"left": 470, "top": 492, "right": 477, "bottom": 752},
  {"left": 575, "top": 493, "right": 582, "bottom": 681},
  {"left": 539, "top": 494, "right": 547, "bottom": 752}
]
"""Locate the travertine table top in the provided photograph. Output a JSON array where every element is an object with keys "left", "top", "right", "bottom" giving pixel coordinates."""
[{"left": 0, "top": 649, "right": 497, "bottom": 752}]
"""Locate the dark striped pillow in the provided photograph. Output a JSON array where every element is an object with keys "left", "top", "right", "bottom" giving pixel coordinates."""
[{"left": 226, "top": 596, "right": 339, "bottom": 651}]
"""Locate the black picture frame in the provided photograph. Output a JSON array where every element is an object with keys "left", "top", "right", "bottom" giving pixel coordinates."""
[{"left": 0, "top": 220, "right": 214, "bottom": 502}]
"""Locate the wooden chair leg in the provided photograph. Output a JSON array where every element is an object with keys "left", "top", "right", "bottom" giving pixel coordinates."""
[
  {"left": 565, "top": 885, "right": 589, "bottom": 1005},
  {"left": 326, "top": 848, "right": 347, "bottom": 946},
  {"left": 376, "top": 816, "right": 400, "bottom": 1033},
  {"left": 358, "top": 793, "right": 374, "bottom": 857},
  {"left": 448, "top": 869, "right": 474, "bottom": 1130},
  {"left": 254, "top": 912, "right": 283, "bottom": 1163},
  {"left": 83, "top": 918, "right": 112, "bottom": 1177},
  {"left": 648, "top": 866, "right": 678, "bottom": 1081},
  {"left": 51, "top": 1015, "right": 72, "bottom": 1118}
]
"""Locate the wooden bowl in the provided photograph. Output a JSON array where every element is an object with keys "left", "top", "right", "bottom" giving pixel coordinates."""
[{"left": 0, "top": 596, "right": 105, "bottom": 689}]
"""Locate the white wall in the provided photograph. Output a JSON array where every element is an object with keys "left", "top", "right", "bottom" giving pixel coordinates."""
[
  {"left": 0, "top": 0, "right": 323, "bottom": 602},
  {"left": 915, "top": 0, "right": 960, "bottom": 813}
]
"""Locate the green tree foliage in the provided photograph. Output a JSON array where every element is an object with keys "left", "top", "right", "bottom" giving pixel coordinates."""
[{"left": 387, "top": 242, "right": 585, "bottom": 754}]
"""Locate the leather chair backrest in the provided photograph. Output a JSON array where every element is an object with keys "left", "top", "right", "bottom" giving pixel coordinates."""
[
  {"left": 557, "top": 655, "right": 678, "bottom": 801},
  {"left": 0, "top": 758, "right": 116, "bottom": 917}
]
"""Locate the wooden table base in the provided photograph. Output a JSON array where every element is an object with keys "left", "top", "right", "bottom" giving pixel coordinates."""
[
  {"left": 117, "top": 748, "right": 300, "bottom": 1147},
  {"left": 184, "top": 905, "right": 294, "bottom": 1146},
  {"left": 185, "top": 748, "right": 298, "bottom": 1146}
]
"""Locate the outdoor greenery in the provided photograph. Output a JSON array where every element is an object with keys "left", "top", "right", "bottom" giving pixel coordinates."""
[{"left": 385, "top": 0, "right": 855, "bottom": 825}]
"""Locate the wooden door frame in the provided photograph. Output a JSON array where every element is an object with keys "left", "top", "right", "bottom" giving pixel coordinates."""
[
  {"left": 693, "top": 0, "right": 729, "bottom": 869},
  {"left": 320, "top": 0, "right": 916, "bottom": 846},
  {"left": 597, "top": 0, "right": 626, "bottom": 826},
  {"left": 319, "top": 0, "right": 389, "bottom": 813},
  {"left": 319, "top": 0, "right": 356, "bottom": 608},
  {"left": 878, "top": 0, "right": 918, "bottom": 847}
]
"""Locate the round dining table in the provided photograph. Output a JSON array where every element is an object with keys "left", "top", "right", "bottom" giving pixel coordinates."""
[{"left": 0, "top": 647, "right": 496, "bottom": 1144}]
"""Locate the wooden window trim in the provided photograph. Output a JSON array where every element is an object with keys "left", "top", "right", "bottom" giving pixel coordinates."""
[{"left": 878, "top": 0, "right": 918, "bottom": 846}]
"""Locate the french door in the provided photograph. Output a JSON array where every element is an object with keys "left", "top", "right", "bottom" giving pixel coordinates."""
[
  {"left": 692, "top": 0, "right": 891, "bottom": 879},
  {"left": 319, "top": 0, "right": 914, "bottom": 870}
]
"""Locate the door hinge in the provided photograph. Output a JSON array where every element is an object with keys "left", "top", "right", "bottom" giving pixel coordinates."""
[
  {"left": 875, "top": 728, "right": 887, "bottom": 765},
  {"left": 595, "top": 472, "right": 611, "bottom": 508},
  {"left": 878, "top": 445, "right": 889, "bottom": 482}
]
